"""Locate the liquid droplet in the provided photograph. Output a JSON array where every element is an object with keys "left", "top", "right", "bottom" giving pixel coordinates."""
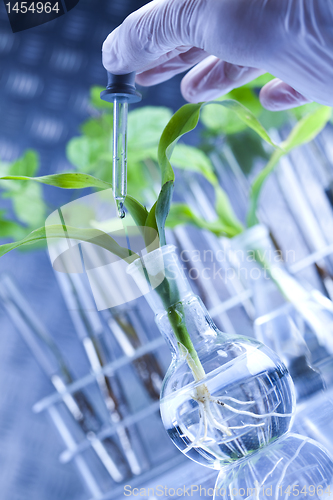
[{"left": 117, "top": 201, "right": 125, "bottom": 219}]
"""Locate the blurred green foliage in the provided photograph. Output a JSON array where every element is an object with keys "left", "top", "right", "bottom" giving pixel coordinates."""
[
  {"left": 67, "top": 87, "right": 219, "bottom": 206},
  {"left": 0, "top": 150, "right": 46, "bottom": 241}
]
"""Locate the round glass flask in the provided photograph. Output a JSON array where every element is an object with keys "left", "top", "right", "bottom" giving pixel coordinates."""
[
  {"left": 127, "top": 245, "right": 295, "bottom": 469},
  {"left": 214, "top": 433, "right": 333, "bottom": 500}
]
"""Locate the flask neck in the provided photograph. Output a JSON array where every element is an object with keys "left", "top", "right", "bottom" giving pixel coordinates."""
[
  {"left": 127, "top": 245, "right": 193, "bottom": 312},
  {"left": 127, "top": 245, "right": 225, "bottom": 359},
  {"left": 156, "top": 295, "right": 220, "bottom": 357}
]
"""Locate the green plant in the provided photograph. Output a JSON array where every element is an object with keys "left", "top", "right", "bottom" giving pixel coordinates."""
[
  {"left": 0, "top": 88, "right": 331, "bottom": 373},
  {"left": 168, "top": 103, "right": 331, "bottom": 234},
  {"left": 0, "top": 98, "right": 297, "bottom": 457},
  {"left": 4, "top": 81, "right": 331, "bottom": 470},
  {"left": 247, "top": 106, "right": 332, "bottom": 226},
  {"left": 0, "top": 96, "right": 279, "bottom": 365},
  {"left": 199, "top": 73, "right": 328, "bottom": 178}
]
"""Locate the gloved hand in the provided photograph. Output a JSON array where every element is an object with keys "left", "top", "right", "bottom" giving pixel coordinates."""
[{"left": 102, "top": 0, "right": 333, "bottom": 110}]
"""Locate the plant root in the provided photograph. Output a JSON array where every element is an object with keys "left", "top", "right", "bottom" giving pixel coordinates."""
[{"left": 178, "top": 382, "right": 291, "bottom": 461}]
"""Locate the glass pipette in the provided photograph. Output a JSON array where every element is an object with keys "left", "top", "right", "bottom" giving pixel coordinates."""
[
  {"left": 112, "top": 97, "right": 127, "bottom": 218},
  {"left": 100, "top": 72, "right": 142, "bottom": 218}
]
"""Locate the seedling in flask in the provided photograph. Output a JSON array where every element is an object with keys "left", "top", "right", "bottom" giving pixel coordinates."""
[{"left": 127, "top": 245, "right": 296, "bottom": 469}]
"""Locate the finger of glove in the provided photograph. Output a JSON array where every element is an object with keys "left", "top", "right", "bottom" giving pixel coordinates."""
[
  {"left": 136, "top": 47, "right": 209, "bottom": 86},
  {"left": 180, "top": 56, "right": 264, "bottom": 103},
  {"left": 102, "top": 0, "right": 197, "bottom": 75},
  {"left": 102, "top": 0, "right": 275, "bottom": 77},
  {"left": 260, "top": 79, "right": 311, "bottom": 110}
]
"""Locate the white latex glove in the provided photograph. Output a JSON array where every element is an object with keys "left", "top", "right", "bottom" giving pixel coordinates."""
[{"left": 102, "top": 0, "right": 333, "bottom": 110}]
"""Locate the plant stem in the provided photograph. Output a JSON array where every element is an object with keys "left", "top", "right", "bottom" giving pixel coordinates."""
[
  {"left": 154, "top": 276, "right": 206, "bottom": 381},
  {"left": 167, "top": 303, "right": 206, "bottom": 381}
]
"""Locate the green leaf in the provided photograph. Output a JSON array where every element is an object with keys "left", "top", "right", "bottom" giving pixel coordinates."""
[
  {"left": 0, "top": 219, "right": 26, "bottom": 240},
  {"left": 226, "top": 131, "right": 270, "bottom": 176},
  {"left": 155, "top": 181, "right": 174, "bottom": 246},
  {"left": 67, "top": 136, "right": 106, "bottom": 171},
  {"left": 215, "top": 185, "right": 244, "bottom": 234},
  {"left": 0, "top": 224, "right": 138, "bottom": 261},
  {"left": 0, "top": 173, "right": 112, "bottom": 190},
  {"left": 166, "top": 203, "right": 199, "bottom": 229},
  {"left": 0, "top": 150, "right": 40, "bottom": 193},
  {"left": 281, "top": 106, "right": 332, "bottom": 152},
  {"left": 90, "top": 86, "right": 113, "bottom": 110},
  {"left": 247, "top": 105, "right": 331, "bottom": 228},
  {"left": 171, "top": 144, "right": 218, "bottom": 186},
  {"left": 127, "top": 161, "right": 153, "bottom": 203},
  {"left": 145, "top": 201, "right": 158, "bottom": 233},
  {"left": 142, "top": 202, "right": 163, "bottom": 250},
  {"left": 211, "top": 99, "right": 277, "bottom": 147},
  {"left": 158, "top": 103, "right": 203, "bottom": 186},
  {"left": 154, "top": 103, "right": 207, "bottom": 244},
  {"left": 258, "top": 109, "right": 288, "bottom": 131},
  {"left": 166, "top": 203, "right": 241, "bottom": 237},
  {"left": 161, "top": 101, "right": 277, "bottom": 171},
  {"left": 247, "top": 149, "right": 284, "bottom": 227},
  {"left": 125, "top": 195, "right": 149, "bottom": 227},
  {"left": 81, "top": 118, "right": 106, "bottom": 138},
  {"left": 9, "top": 150, "right": 39, "bottom": 177},
  {"left": 288, "top": 102, "right": 321, "bottom": 121},
  {"left": 128, "top": 107, "right": 173, "bottom": 150},
  {"left": 242, "top": 73, "right": 274, "bottom": 89},
  {"left": 0, "top": 150, "right": 46, "bottom": 228},
  {"left": 157, "top": 100, "right": 274, "bottom": 238},
  {"left": 11, "top": 183, "right": 46, "bottom": 227},
  {"left": 127, "top": 147, "right": 159, "bottom": 164},
  {"left": 201, "top": 89, "right": 263, "bottom": 135}
]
